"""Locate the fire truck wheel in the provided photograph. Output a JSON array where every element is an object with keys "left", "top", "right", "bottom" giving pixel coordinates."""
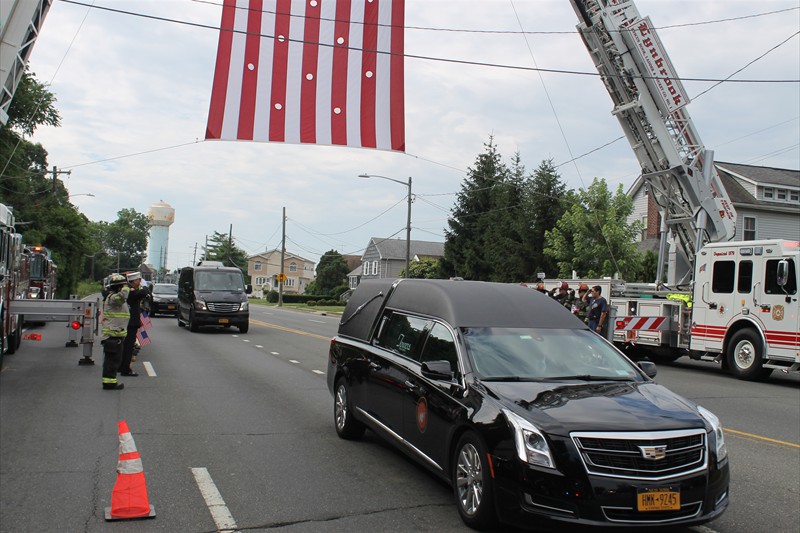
[{"left": 727, "top": 329, "right": 772, "bottom": 381}]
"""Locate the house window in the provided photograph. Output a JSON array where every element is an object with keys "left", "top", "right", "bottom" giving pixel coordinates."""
[
  {"left": 289, "top": 262, "right": 297, "bottom": 272},
  {"left": 254, "top": 261, "right": 262, "bottom": 271},
  {"left": 640, "top": 215, "right": 647, "bottom": 241},
  {"left": 373, "top": 260, "right": 380, "bottom": 276},
  {"left": 777, "top": 189, "right": 787, "bottom": 201},
  {"left": 763, "top": 187, "right": 774, "bottom": 199},
  {"left": 743, "top": 216, "right": 756, "bottom": 241},
  {"left": 791, "top": 190, "right": 799, "bottom": 202},
  {"left": 362, "top": 260, "right": 369, "bottom": 276},
  {"left": 285, "top": 278, "right": 294, "bottom": 287}
]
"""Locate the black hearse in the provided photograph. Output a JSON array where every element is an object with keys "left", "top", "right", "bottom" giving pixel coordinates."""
[
  {"left": 177, "top": 261, "right": 251, "bottom": 333},
  {"left": 327, "top": 279, "right": 729, "bottom": 530}
]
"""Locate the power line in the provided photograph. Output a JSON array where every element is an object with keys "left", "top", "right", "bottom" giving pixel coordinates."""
[{"left": 57, "top": 0, "right": 799, "bottom": 84}]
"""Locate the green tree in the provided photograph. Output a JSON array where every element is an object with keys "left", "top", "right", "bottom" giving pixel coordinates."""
[
  {"left": 313, "top": 250, "right": 349, "bottom": 296},
  {"left": 403, "top": 257, "right": 441, "bottom": 279},
  {"left": 202, "top": 230, "right": 249, "bottom": 278},
  {"left": 442, "top": 137, "right": 509, "bottom": 280},
  {"left": 544, "top": 178, "right": 643, "bottom": 279},
  {"left": 524, "top": 159, "right": 569, "bottom": 279},
  {"left": 0, "top": 71, "right": 94, "bottom": 296}
]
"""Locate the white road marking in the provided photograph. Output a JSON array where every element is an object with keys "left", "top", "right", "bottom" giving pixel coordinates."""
[
  {"left": 255, "top": 345, "right": 264, "bottom": 348},
  {"left": 191, "top": 467, "right": 240, "bottom": 533},
  {"left": 231, "top": 335, "right": 239, "bottom": 338},
  {"left": 289, "top": 360, "right": 300, "bottom": 364},
  {"left": 309, "top": 319, "right": 326, "bottom": 324},
  {"left": 242, "top": 339, "right": 250, "bottom": 343},
  {"left": 312, "top": 370, "right": 324, "bottom": 375},
  {"left": 143, "top": 362, "right": 156, "bottom": 376},
  {"left": 270, "top": 351, "right": 279, "bottom": 355}
]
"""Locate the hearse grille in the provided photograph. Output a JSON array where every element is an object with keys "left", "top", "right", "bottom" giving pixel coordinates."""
[
  {"left": 207, "top": 302, "right": 240, "bottom": 313},
  {"left": 571, "top": 429, "right": 707, "bottom": 480}
]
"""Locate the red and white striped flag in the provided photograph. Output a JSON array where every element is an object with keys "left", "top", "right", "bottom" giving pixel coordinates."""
[
  {"left": 206, "top": 0, "right": 405, "bottom": 152},
  {"left": 136, "top": 328, "right": 152, "bottom": 346}
]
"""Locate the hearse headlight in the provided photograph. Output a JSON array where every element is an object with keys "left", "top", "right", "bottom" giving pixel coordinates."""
[
  {"left": 502, "top": 408, "right": 555, "bottom": 469},
  {"left": 240, "top": 301, "right": 249, "bottom": 311},
  {"left": 194, "top": 300, "right": 208, "bottom": 311},
  {"left": 698, "top": 405, "right": 727, "bottom": 462}
]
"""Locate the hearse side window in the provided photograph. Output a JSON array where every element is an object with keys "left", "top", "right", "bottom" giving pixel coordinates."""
[
  {"left": 765, "top": 259, "right": 798, "bottom": 295},
  {"left": 375, "top": 312, "right": 428, "bottom": 359},
  {"left": 419, "top": 323, "right": 459, "bottom": 376},
  {"left": 737, "top": 261, "right": 753, "bottom": 294},
  {"left": 711, "top": 260, "right": 735, "bottom": 294}
]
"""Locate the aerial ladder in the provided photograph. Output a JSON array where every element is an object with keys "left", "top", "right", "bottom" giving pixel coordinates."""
[
  {"left": 568, "top": 0, "right": 737, "bottom": 288},
  {"left": 0, "top": 0, "right": 53, "bottom": 125}
]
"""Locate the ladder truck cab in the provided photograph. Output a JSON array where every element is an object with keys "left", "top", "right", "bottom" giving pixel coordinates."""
[{"left": 566, "top": 0, "right": 799, "bottom": 380}]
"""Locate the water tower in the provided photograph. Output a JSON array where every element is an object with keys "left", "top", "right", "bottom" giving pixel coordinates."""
[{"left": 146, "top": 200, "right": 175, "bottom": 274}]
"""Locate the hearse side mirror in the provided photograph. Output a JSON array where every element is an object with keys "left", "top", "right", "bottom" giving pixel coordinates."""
[
  {"left": 245, "top": 284, "right": 253, "bottom": 294},
  {"left": 421, "top": 360, "right": 453, "bottom": 381},
  {"left": 637, "top": 360, "right": 658, "bottom": 379}
]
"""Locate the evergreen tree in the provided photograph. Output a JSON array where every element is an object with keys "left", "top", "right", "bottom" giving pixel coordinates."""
[
  {"left": 525, "top": 159, "right": 568, "bottom": 279},
  {"left": 443, "top": 137, "right": 509, "bottom": 280},
  {"left": 544, "top": 178, "right": 643, "bottom": 279}
]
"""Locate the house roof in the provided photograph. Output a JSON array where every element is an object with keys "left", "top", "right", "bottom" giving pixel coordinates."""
[
  {"left": 368, "top": 237, "right": 445, "bottom": 260},
  {"left": 627, "top": 161, "right": 799, "bottom": 211},
  {"left": 716, "top": 162, "right": 799, "bottom": 189}
]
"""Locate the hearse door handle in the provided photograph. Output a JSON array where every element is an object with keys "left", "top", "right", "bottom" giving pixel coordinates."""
[
  {"left": 404, "top": 380, "right": 417, "bottom": 390},
  {"left": 368, "top": 360, "right": 381, "bottom": 370}
]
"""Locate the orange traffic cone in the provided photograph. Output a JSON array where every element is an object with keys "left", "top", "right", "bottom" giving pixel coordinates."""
[{"left": 104, "top": 420, "right": 156, "bottom": 520}]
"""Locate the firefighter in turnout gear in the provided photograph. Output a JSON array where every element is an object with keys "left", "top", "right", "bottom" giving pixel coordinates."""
[{"left": 101, "top": 274, "right": 130, "bottom": 390}]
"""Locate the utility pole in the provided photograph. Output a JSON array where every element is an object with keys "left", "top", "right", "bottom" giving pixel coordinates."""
[
  {"left": 279, "top": 207, "right": 286, "bottom": 307},
  {"left": 228, "top": 224, "right": 233, "bottom": 267},
  {"left": 51, "top": 165, "right": 71, "bottom": 193},
  {"left": 193, "top": 242, "right": 198, "bottom": 265}
]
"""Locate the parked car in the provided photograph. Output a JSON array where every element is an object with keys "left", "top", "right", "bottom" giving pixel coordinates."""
[
  {"left": 327, "top": 279, "right": 729, "bottom": 530},
  {"left": 149, "top": 283, "right": 179, "bottom": 316}
]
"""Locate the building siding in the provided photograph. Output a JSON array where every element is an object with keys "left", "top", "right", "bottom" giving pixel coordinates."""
[{"left": 735, "top": 207, "right": 800, "bottom": 241}]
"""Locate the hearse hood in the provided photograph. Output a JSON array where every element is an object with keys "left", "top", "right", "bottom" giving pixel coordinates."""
[{"left": 482, "top": 380, "right": 706, "bottom": 435}]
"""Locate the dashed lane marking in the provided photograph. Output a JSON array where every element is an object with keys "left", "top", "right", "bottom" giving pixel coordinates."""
[
  {"left": 255, "top": 345, "right": 263, "bottom": 348},
  {"left": 270, "top": 351, "right": 279, "bottom": 355},
  {"left": 289, "top": 360, "right": 300, "bottom": 364},
  {"left": 143, "top": 362, "right": 156, "bottom": 377},
  {"left": 191, "top": 467, "right": 240, "bottom": 533},
  {"left": 242, "top": 339, "right": 250, "bottom": 343},
  {"left": 312, "top": 370, "right": 325, "bottom": 375}
]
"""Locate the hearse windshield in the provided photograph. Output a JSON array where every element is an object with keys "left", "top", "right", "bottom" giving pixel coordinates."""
[
  {"left": 463, "top": 328, "right": 642, "bottom": 382},
  {"left": 195, "top": 271, "right": 244, "bottom": 292}
]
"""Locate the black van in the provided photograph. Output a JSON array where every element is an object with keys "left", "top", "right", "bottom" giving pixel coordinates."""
[{"left": 177, "top": 261, "right": 251, "bottom": 333}]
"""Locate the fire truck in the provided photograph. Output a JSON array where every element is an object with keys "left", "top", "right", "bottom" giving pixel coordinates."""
[
  {"left": 558, "top": 0, "right": 800, "bottom": 380},
  {"left": 0, "top": 203, "right": 26, "bottom": 355},
  {"left": 26, "top": 245, "right": 57, "bottom": 299}
]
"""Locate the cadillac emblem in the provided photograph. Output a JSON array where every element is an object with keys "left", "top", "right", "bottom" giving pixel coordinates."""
[
  {"left": 772, "top": 305, "right": 785, "bottom": 321},
  {"left": 638, "top": 445, "right": 667, "bottom": 461}
]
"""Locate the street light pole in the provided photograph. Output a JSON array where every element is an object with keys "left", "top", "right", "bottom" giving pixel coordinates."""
[{"left": 358, "top": 173, "right": 412, "bottom": 278}]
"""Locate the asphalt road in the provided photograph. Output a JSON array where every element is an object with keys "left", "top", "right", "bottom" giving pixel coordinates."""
[{"left": 0, "top": 303, "right": 797, "bottom": 533}]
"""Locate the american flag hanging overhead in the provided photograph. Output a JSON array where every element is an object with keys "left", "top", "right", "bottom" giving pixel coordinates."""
[{"left": 206, "top": 0, "right": 405, "bottom": 152}]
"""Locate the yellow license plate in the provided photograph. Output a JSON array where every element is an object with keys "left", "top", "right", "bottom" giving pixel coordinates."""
[
  {"left": 637, "top": 487, "right": 680, "bottom": 511},
  {"left": 166, "top": 305, "right": 176, "bottom": 309},
  {"left": 218, "top": 318, "right": 229, "bottom": 324}
]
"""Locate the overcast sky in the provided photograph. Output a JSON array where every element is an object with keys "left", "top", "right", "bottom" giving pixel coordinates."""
[{"left": 24, "top": 0, "right": 800, "bottom": 273}]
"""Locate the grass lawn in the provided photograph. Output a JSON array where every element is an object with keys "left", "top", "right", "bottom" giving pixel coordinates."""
[{"left": 250, "top": 299, "right": 345, "bottom": 316}]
